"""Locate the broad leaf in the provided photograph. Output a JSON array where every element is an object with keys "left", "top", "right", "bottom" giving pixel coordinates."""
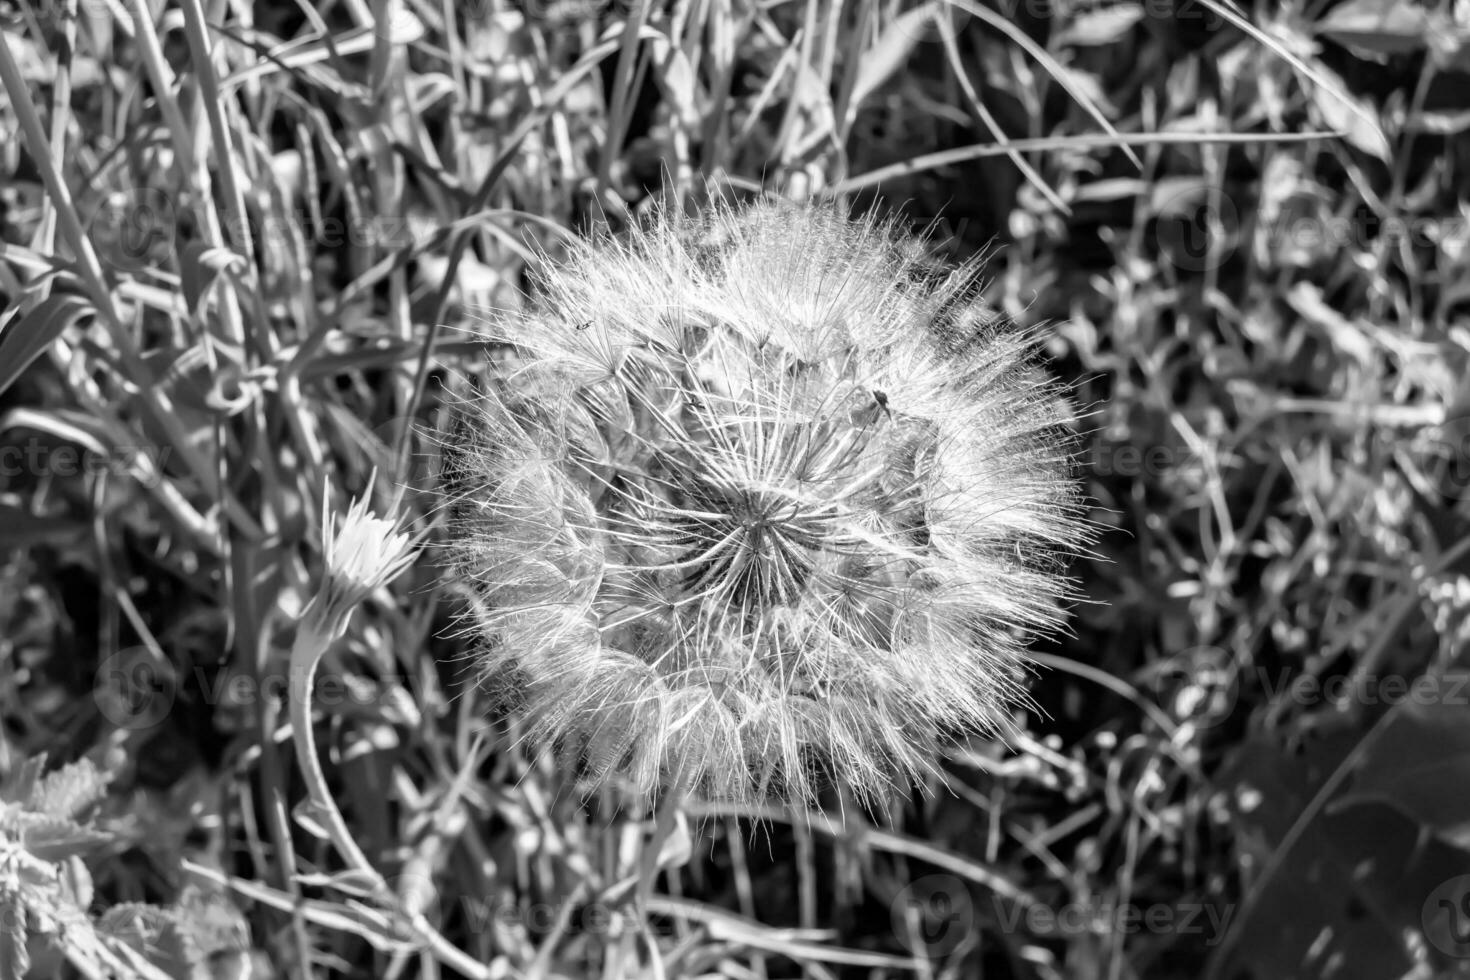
[
  {"left": 1307, "top": 61, "right": 1392, "bottom": 160},
  {"left": 1217, "top": 731, "right": 1440, "bottom": 979},
  {"left": 1334, "top": 671, "right": 1470, "bottom": 849},
  {"left": 848, "top": 4, "right": 933, "bottom": 110},
  {"left": 1315, "top": 0, "right": 1430, "bottom": 58},
  {"left": 98, "top": 904, "right": 203, "bottom": 980}
]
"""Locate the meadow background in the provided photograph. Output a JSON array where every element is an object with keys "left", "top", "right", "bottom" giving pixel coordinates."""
[{"left": 3, "top": 0, "right": 1470, "bottom": 976}]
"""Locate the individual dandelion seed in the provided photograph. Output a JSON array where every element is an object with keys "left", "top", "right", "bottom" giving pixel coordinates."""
[{"left": 445, "top": 197, "right": 1089, "bottom": 806}]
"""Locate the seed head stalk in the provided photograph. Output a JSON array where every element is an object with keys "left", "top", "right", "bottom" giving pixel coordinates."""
[{"left": 288, "top": 478, "right": 489, "bottom": 980}]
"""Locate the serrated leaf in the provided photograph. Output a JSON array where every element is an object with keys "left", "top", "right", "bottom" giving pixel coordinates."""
[
  {"left": 0, "top": 757, "right": 47, "bottom": 807},
  {"left": 175, "top": 886, "right": 249, "bottom": 958},
  {"left": 149, "top": 919, "right": 205, "bottom": 980},
  {"left": 99, "top": 903, "right": 207, "bottom": 980},
  {"left": 109, "top": 905, "right": 210, "bottom": 980},
  {"left": 16, "top": 815, "right": 113, "bottom": 861},
  {"left": 9, "top": 851, "right": 59, "bottom": 892},
  {"left": 99, "top": 903, "right": 175, "bottom": 938},
  {"left": 0, "top": 898, "right": 27, "bottom": 980},
  {"left": 28, "top": 758, "right": 108, "bottom": 821}
]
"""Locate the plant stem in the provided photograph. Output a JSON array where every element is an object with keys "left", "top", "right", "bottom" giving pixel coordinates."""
[
  {"left": 288, "top": 613, "right": 492, "bottom": 980},
  {"left": 635, "top": 760, "right": 694, "bottom": 916}
]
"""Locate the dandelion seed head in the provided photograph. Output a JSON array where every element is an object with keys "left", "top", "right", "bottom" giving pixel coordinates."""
[{"left": 445, "top": 199, "right": 1089, "bottom": 804}]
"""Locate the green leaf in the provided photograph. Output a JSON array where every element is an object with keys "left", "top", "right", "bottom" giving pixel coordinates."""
[
  {"left": 59, "top": 857, "right": 93, "bottom": 913},
  {"left": 649, "top": 35, "right": 700, "bottom": 132},
  {"left": 1314, "top": 0, "right": 1430, "bottom": 58},
  {"left": 98, "top": 903, "right": 174, "bottom": 941},
  {"left": 1333, "top": 673, "right": 1470, "bottom": 849},
  {"left": 0, "top": 294, "right": 94, "bottom": 399},
  {"left": 1055, "top": 5, "right": 1144, "bottom": 47},
  {"left": 28, "top": 758, "right": 109, "bottom": 821},
  {"left": 1217, "top": 732, "right": 1430, "bottom": 979},
  {"left": 98, "top": 904, "right": 205, "bottom": 980},
  {"left": 178, "top": 242, "right": 246, "bottom": 321},
  {"left": 0, "top": 757, "right": 47, "bottom": 807},
  {"left": 1406, "top": 108, "right": 1470, "bottom": 134},
  {"left": 848, "top": 4, "right": 932, "bottom": 110},
  {"left": 174, "top": 886, "right": 249, "bottom": 962},
  {"left": 1306, "top": 61, "right": 1392, "bottom": 161},
  {"left": 15, "top": 815, "right": 113, "bottom": 862}
]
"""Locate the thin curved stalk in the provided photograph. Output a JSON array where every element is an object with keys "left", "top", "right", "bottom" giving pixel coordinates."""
[{"left": 288, "top": 617, "right": 493, "bottom": 980}]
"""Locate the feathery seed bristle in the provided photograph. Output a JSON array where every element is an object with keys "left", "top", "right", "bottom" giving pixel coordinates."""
[{"left": 443, "top": 198, "right": 1088, "bottom": 804}]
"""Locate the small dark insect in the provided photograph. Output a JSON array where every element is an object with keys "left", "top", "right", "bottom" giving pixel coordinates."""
[
  {"left": 872, "top": 389, "right": 893, "bottom": 420},
  {"left": 847, "top": 388, "right": 894, "bottom": 430},
  {"left": 574, "top": 320, "right": 593, "bottom": 331}
]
